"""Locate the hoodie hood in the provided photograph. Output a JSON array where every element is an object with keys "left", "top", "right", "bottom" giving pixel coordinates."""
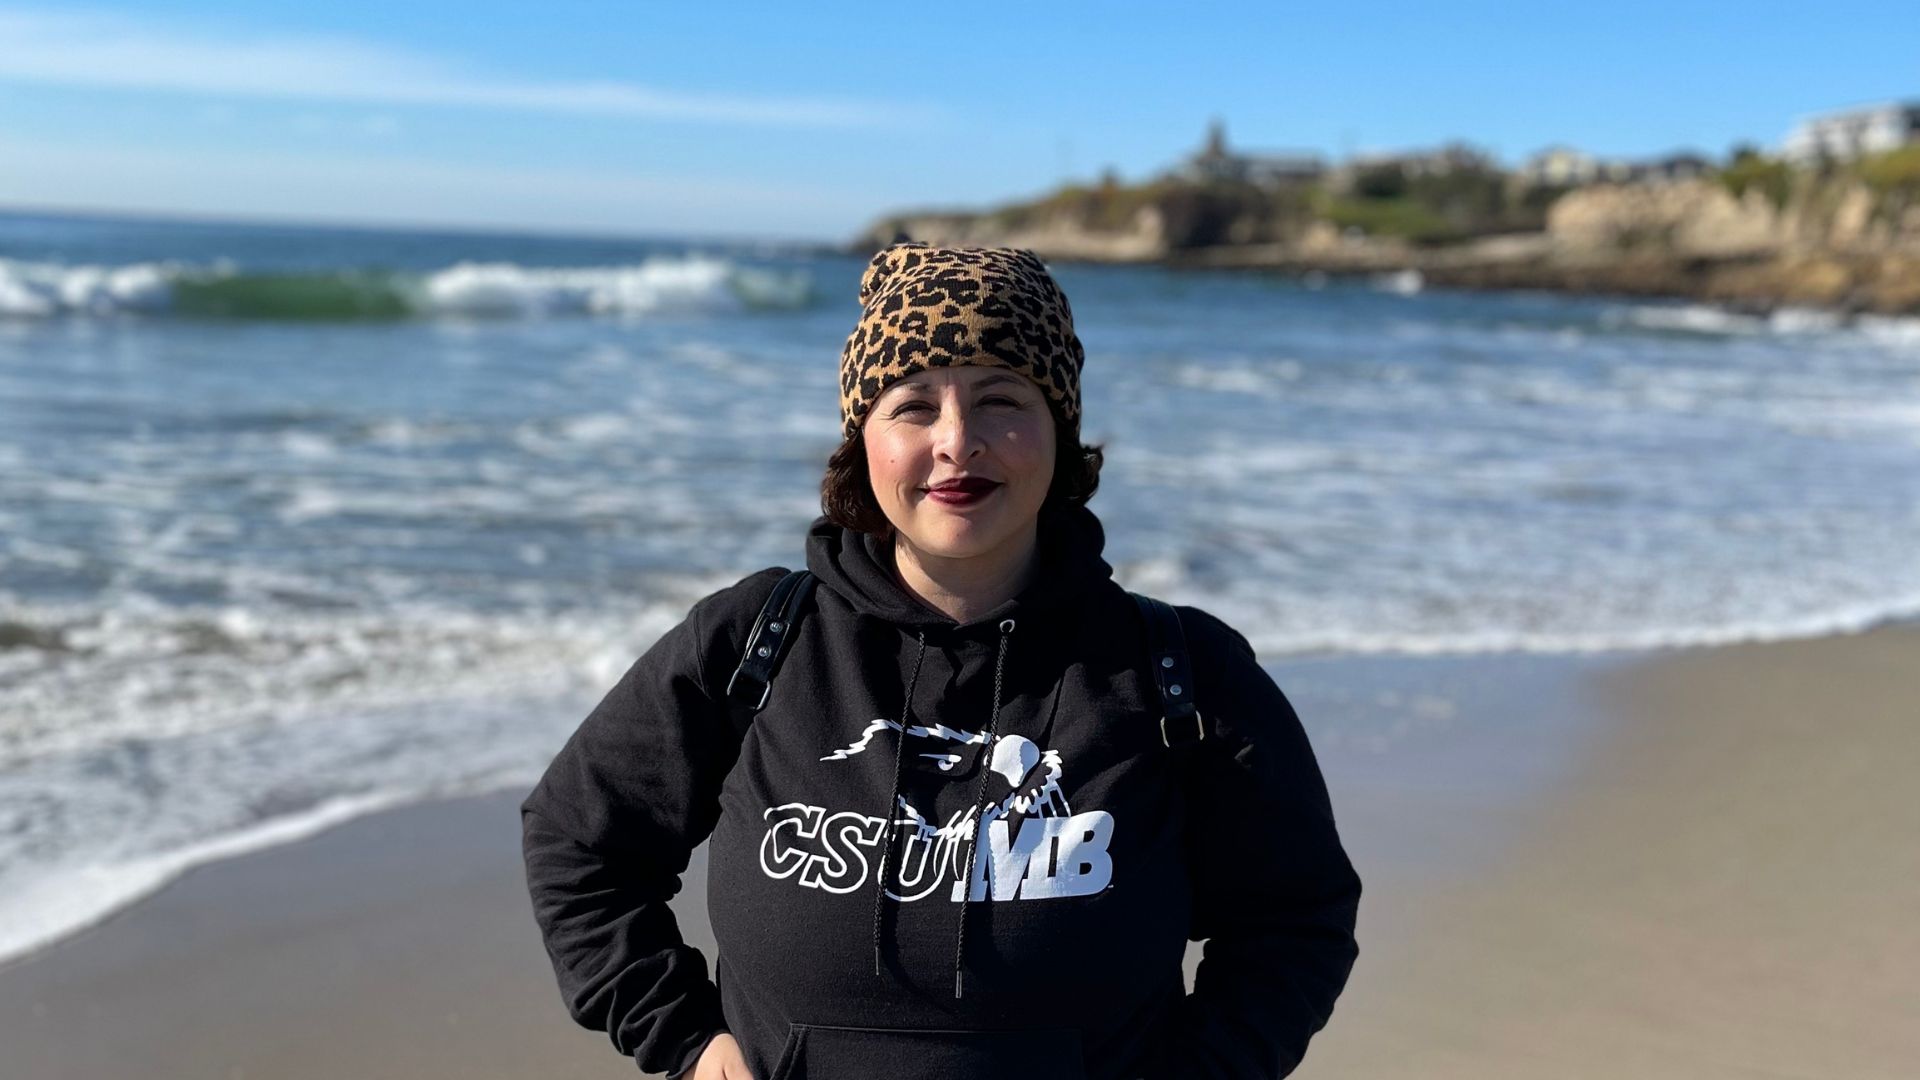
[{"left": 804, "top": 501, "right": 1116, "bottom": 639}]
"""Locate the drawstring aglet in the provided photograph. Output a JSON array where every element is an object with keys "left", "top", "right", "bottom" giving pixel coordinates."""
[{"left": 955, "top": 969, "right": 964, "bottom": 998}]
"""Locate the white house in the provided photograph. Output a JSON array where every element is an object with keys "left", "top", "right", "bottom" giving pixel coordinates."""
[
  {"left": 1519, "top": 145, "right": 1678, "bottom": 187},
  {"left": 1782, "top": 101, "right": 1920, "bottom": 163},
  {"left": 1521, "top": 146, "right": 1607, "bottom": 186}
]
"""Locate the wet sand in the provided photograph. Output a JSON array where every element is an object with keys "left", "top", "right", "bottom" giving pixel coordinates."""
[{"left": 2, "top": 625, "right": 1914, "bottom": 1079}]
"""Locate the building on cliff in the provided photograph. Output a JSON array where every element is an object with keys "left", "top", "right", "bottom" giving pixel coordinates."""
[
  {"left": 1783, "top": 101, "right": 1920, "bottom": 164},
  {"left": 1171, "top": 118, "right": 1324, "bottom": 187},
  {"left": 1520, "top": 146, "right": 1631, "bottom": 187},
  {"left": 1325, "top": 141, "right": 1500, "bottom": 193},
  {"left": 1632, "top": 153, "right": 1714, "bottom": 185},
  {"left": 1518, "top": 146, "right": 1710, "bottom": 189},
  {"left": 1353, "top": 141, "right": 1498, "bottom": 178}
]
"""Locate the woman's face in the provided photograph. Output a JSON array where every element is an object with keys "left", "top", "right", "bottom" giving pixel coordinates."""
[{"left": 863, "top": 365, "right": 1057, "bottom": 561}]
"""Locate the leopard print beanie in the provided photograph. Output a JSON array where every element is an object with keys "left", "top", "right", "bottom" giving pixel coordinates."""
[{"left": 838, "top": 241, "right": 1085, "bottom": 442}]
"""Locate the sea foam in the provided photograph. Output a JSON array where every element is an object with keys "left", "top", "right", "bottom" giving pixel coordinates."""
[{"left": 0, "top": 254, "right": 811, "bottom": 320}]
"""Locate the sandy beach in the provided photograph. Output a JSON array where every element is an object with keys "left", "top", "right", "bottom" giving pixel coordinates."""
[
  {"left": 3, "top": 624, "right": 1915, "bottom": 1079},
  {"left": 1305, "top": 622, "right": 1920, "bottom": 1079}
]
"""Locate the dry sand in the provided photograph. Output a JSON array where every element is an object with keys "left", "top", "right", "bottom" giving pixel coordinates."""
[
  {"left": 1300, "top": 624, "right": 1920, "bottom": 1079},
  {"left": 2, "top": 625, "right": 1914, "bottom": 1079}
]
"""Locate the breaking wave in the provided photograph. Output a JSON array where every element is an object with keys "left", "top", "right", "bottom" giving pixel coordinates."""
[{"left": 0, "top": 254, "right": 815, "bottom": 320}]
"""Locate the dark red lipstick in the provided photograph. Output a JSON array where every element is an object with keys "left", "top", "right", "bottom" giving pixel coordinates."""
[{"left": 923, "top": 476, "right": 1002, "bottom": 507}]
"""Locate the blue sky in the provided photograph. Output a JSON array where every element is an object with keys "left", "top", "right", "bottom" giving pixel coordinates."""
[{"left": 0, "top": 2, "right": 1914, "bottom": 242}]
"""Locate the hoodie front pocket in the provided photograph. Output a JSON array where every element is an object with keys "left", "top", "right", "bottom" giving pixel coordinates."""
[{"left": 767, "top": 1022, "right": 1086, "bottom": 1080}]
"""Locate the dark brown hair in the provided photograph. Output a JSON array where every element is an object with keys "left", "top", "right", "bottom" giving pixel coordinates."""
[{"left": 821, "top": 404, "right": 1104, "bottom": 538}]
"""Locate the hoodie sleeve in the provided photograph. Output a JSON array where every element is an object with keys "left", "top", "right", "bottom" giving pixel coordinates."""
[
  {"left": 1160, "top": 607, "right": 1362, "bottom": 1079},
  {"left": 519, "top": 569, "right": 784, "bottom": 1079}
]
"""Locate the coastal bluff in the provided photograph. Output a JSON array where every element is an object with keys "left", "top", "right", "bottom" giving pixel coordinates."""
[{"left": 851, "top": 174, "right": 1920, "bottom": 315}]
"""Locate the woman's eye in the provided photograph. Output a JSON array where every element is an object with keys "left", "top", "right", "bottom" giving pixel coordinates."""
[{"left": 889, "top": 397, "right": 1016, "bottom": 417}]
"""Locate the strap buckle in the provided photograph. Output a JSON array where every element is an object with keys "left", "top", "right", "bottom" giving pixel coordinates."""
[
  {"left": 725, "top": 664, "right": 772, "bottom": 710},
  {"left": 1160, "top": 710, "right": 1206, "bottom": 748}
]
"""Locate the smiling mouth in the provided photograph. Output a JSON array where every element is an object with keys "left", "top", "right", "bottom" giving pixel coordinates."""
[{"left": 923, "top": 480, "right": 1003, "bottom": 502}]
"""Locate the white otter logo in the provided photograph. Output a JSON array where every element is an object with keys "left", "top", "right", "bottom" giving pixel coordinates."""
[{"left": 759, "top": 720, "right": 1115, "bottom": 902}]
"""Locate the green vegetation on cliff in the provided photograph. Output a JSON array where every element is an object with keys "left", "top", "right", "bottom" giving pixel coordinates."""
[
  {"left": 1316, "top": 160, "right": 1553, "bottom": 245},
  {"left": 980, "top": 175, "right": 1318, "bottom": 249},
  {"left": 861, "top": 141, "right": 1920, "bottom": 311},
  {"left": 1716, "top": 150, "right": 1795, "bottom": 210},
  {"left": 1713, "top": 145, "right": 1920, "bottom": 226},
  {"left": 986, "top": 176, "right": 1179, "bottom": 232},
  {"left": 1315, "top": 195, "right": 1456, "bottom": 244},
  {"left": 1858, "top": 145, "right": 1920, "bottom": 195},
  {"left": 1857, "top": 146, "right": 1920, "bottom": 223},
  {"left": 972, "top": 162, "right": 1557, "bottom": 249}
]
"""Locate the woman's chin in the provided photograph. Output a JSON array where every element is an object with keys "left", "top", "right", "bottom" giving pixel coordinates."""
[{"left": 901, "top": 510, "right": 1011, "bottom": 559}]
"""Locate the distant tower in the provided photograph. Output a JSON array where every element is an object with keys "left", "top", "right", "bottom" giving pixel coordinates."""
[
  {"left": 1205, "top": 117, "right": 1228, "bottom": 158},
  {"left": 1182, "top": 117, "right": 1234, "bottom": 183}
]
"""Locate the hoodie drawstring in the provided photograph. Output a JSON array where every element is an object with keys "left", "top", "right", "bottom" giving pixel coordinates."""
[
  {"left": 953, "top": 617, "right": 1014, "bottom": 999},
  {"left": 871, "top": 629, "right": 928, "bottom": 977}
]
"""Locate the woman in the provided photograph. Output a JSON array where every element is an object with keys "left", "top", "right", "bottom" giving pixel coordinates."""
[{"left": 520, "top": 243, "right": 1361, "bottom": 1080}]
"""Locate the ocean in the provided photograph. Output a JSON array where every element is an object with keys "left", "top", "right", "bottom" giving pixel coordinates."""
[{"left": 3, "top": 209, "right": 1918, "bottom": 963}]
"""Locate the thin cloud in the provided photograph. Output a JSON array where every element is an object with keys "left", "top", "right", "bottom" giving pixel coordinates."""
[
  {"left": 0, "top": 133, "right": 869, "bottom": 240},
  {"left": 0, "top": 8, "right": 928, "bottom": 128}
]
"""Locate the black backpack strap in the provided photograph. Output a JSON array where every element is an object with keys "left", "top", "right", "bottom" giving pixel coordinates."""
[
  {"left": 1129, "top": 591, "right": 1207, "bottom": 748},
  {"left": 725, "top": 569, "right": 816, "bottom": 712}
]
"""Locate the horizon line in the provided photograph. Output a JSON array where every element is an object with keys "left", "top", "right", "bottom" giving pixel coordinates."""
[{"left": 0, "top": 200, "right": 852, "bottom": 251}]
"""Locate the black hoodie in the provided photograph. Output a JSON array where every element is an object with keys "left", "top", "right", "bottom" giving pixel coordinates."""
[{"left": 520, "top": 502, "right": 1360, "bottom": 1079}]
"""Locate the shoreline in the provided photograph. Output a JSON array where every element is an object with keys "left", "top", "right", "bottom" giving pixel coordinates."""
[
  {"left": 845, "top": 231, "right": 1920, "bottom": 319},
  {"left": 1151, "top": 245, "right": 1920, "bottom": 319},
  {"left": 8, "top": 616, "right": 1902, "bottom": 976},
  {"left": 3, "top": 624, "right": 1916, "bottom": 1078},
  {"left": 8, "top": 602, "right": 1914, "bottom": 981},
  {"left": 1154, "top": 236, "right": 1920, "bottom": 318}
]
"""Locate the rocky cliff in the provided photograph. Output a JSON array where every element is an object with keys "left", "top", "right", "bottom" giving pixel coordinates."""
[{"left": 852, "top": 173, "right": 1920, "bottom": 315}]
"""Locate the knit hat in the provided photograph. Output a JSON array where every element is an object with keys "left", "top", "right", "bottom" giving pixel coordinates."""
[{"left": 838, "top": 242, "right": 1085, "bottom": 441}]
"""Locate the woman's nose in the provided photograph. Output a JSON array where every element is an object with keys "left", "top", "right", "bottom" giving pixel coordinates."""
[{"left": 932, "top": 403, "right": 983, "bottom": 458}]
